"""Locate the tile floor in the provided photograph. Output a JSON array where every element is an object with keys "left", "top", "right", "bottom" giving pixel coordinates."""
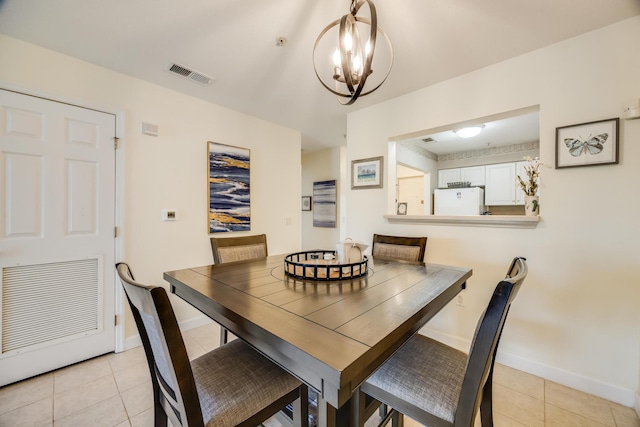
[{"left": 0, "top": 321, "right": 638, "bottom": 427}]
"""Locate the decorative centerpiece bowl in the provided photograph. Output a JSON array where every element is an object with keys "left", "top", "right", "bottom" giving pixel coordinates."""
[{"left": 284, "top": 251, "right": 368, "bottom": 281}]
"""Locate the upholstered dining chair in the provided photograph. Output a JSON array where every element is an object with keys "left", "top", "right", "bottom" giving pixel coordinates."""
[
  {"left": 210, "top": 233, "right": 268, "bottom": 344},
  {"left": 115, "top": 262, "right": 308, "bottom": 427},
  {"left": 371, "top": 234, "right": 428, "bottom": 263},
  {"left": 210, "top": 233, "right": 268, "bottom": 264},
  {"left": 357, "top": 257, "right": 528, "bottom": 427}
]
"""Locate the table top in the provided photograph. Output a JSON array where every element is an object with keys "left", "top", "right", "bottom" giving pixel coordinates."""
[{"left": 164, "top": 255, "right": 471, "bottom": 409}]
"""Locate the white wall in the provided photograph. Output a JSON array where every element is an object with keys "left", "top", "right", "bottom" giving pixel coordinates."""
[
  {"left": 346, "top": 17, "right": 640, "bottom": 406},
  {"left": 301, "top": 147, "right": 343, "bottom": 250},
  {"left": 0, "top": 35, "right": 302, "bottom": 339}
]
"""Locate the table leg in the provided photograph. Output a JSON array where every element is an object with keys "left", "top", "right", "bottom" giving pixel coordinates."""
[{"left": 317, "top": 396, "right": 351, "bottom": 427}]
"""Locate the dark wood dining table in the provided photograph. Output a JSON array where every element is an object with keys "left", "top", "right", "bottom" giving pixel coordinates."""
[{"left": 164, "top": 254, "right": 471, "bottom": 427}]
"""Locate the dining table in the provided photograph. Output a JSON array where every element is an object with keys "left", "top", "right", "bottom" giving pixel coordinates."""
[{"left": 164, "top": 253, "right": 472, "bottom": 427}]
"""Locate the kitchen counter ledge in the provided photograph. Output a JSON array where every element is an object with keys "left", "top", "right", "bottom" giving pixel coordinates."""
[{"left": 384, "top": 214, "right": 540, "bottom": 229}]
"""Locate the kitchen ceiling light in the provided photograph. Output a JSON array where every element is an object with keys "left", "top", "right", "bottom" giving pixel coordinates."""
[
  {"left": 455, "top": 125, "right": 485, "bottom": 138},
  {"left": 313, "top": 0, "right": 393, "bottom": 105}
]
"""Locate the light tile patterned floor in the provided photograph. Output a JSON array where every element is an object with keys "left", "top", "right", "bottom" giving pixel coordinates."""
[{"left": 1, "top": 322, "right": 638, "bottom": 427}]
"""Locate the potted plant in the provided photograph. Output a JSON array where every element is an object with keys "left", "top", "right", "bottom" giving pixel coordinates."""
[{"left": 517, "top": 156, "right": 542, "bottom": 216}]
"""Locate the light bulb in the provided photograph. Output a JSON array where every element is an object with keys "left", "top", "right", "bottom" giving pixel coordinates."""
[
  {"left": 333, "top": 48, "right": 341, "bottom": 67},
  {"left": 353, "top": 54, "right": 362, "bottom": 76},
  {"left": 343, "top": 32, "right": 353, "bottom": 52}
]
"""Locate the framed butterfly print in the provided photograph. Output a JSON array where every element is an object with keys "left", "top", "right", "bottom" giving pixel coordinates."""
[{"left": 555, "top": 118, "right": 619, "bottom": 169}]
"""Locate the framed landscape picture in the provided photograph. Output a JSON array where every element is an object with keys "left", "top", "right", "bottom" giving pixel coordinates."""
[
  {"left": 301, "top": 196, "right": 312, "bottom": 211},
  {"left": 313, "top": 180, "right": 336, "bottom": 227},
  {"left": 208, "top": 141, "right": 250, "bottom": 233},
  {"left": 555, "top": 118, "right": 619, "bottom": 169},
  {"left": 351, "top": 156, "right": 384, "bottom": 189}
]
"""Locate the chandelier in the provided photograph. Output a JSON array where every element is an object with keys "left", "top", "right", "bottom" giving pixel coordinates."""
[{"left": 313, "top": 0, "right": 393, "bottom": 105}]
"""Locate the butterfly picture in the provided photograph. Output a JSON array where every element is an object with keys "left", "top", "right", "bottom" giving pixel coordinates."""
[
  {"left": 564, "top": 133, "right": 608, "bottom": 157},
  {"left": 556, "top": 118, "right": 618, "bottom": 168}
]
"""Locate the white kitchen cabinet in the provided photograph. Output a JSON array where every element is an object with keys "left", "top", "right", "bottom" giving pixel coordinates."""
[
  {"left": 438, "top": 168, "right": 460, "bottom": 188},
  {"left": 438, "top": 166, "right": 485, "bottom": 188},
  {"left": 485, "top": 162, "right": 522, "bottom": 205},
  {"left": 514, "top": 161, "right": 528, "bottom": 204},
  {"left": 460, "top": 165, "right": 485, "bottom": 186}
]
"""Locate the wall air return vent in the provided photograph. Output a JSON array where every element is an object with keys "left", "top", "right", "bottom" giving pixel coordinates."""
[{"left": 165, "top": 62, "right": 214, "bottom": 86}]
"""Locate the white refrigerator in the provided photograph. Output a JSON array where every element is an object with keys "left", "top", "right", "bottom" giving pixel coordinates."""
[{"left": 434, "top": 187, "right": 485, "bottom": 215}]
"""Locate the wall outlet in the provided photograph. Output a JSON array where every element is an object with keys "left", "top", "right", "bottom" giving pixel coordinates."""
[{"left": 456, "top": 294, "right": 464, "bottom": 306}]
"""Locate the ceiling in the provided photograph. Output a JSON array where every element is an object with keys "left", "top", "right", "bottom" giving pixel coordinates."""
[
  {"left": 1, "top": 0, "right": 638, "bottom": 152},
  {"left": 399, "top": 110, "right": 540, "bottom": 156}
]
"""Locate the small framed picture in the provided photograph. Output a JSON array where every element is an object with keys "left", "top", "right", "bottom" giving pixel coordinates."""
[
  {"left": 397, "top": 202, "right": 408, "bottom": 215},
  {"left": 351, "top": 156, "right": 384, "bottom": 189},
  {"left": 555, "top": 118, "right": 619, "bottom": 169},
  {"left": 301, "top": 196, "right": 312, "bottom": 211}
]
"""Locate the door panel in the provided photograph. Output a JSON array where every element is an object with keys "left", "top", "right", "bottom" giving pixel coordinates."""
[{"left": 0, "top": 89, "right": 116, "bottom": 386}]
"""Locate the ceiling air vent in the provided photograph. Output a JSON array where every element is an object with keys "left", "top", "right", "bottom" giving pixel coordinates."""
[
  {"left": 166, "top": 62, "right": 214, "bottom": 86},
  {"left": 421, "top": 137, "right": 437, "bottom": 144}
]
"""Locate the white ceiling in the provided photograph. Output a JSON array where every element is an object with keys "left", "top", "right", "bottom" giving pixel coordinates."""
[
  {"left": 399, "top": 110, "right": 540, "bottom": 156},
  {"left": 1, "top": 0, "right": 638, "bottom": 152}
]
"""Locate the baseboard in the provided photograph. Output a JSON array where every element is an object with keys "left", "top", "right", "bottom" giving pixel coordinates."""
[
  {"left": 422, "top": 327, "right": 636, "bottom": 408},
  {"left": 123, "top": 314, "right": 215, "bottom": 351}
]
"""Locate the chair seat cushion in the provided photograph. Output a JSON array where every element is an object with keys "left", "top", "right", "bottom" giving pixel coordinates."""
[
  {"left": 372, "top": 243, "right": 421, "bottom": 262},
  {"left": 363, "top": 334, "right": 467, "bottom": 424},
  {"left": 191, "top": 339, "right": 301, "bottom": 427}
]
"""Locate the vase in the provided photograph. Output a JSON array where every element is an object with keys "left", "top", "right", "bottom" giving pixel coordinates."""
[{"left": 524, "top": 195, "right": 539, "bottom": 216}]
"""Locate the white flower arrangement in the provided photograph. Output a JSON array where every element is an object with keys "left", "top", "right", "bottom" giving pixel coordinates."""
[{"left": 517, "top": 156, "right": 542, "bottom": 197}]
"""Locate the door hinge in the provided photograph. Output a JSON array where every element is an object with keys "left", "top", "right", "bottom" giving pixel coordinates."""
[
  {"left": 114, "top": 226, "right": 119, "bottom": 238},
  {"left": 115, "top": 315, "right": 119, "bottom": 326},
  {"left": 113, "top": 136, "right": 119, "bottom": 149}
]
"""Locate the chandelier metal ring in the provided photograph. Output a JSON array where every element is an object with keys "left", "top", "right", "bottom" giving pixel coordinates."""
[{"left": 313, "top": 0, "right": 393, "bottom": 105}]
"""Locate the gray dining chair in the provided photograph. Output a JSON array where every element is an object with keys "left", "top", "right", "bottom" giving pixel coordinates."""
[
  {"left": 116, "top": 262, "right": 308, "bottom": 427},
  {"left": 210, "top": 233, "right": 268, "bottom": 345},
  {"left": 357, "top": 257, "right": 528, "bottom": 427},
  {"left": 371, "top": 234, "right": 428, "bottom": 263},
  {"left": 210, "top": 233, "right": 268, "bottom": 264}
]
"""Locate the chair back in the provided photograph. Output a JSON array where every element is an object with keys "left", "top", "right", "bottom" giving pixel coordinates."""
[
  {"left": 210, "top": 233, "right": 268, "bottom": 264},
  {"left": 454, "top": 257, "right": 528, "bottom": 427},
  {"left": 116, "top": 263, "right": 203, "bottom": 427},
  {"left": 371, "top": 234, "right": 427, "bottom": 263}
]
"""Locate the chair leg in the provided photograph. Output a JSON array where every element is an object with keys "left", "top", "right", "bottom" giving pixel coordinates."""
[
  {"left": 391, "top": 409, "right": 404, "bottom": 427},
  {"left": 153, "top": 400, "right": 167, "bottom": 427},
  {"left": 352, "top": 389, "right": 368, "bottom": 427},
  {"left": 379, "top": 403, "right": 388, "bottom": 418},
  {"left": 220, "top": 327, "right": 229, "bottom": 346},
  {"left": 480, "top": 370, "right": 494, "bottom": 427},
  {"left": 292, "top": 386, "right": 309, "bottom": 427}
]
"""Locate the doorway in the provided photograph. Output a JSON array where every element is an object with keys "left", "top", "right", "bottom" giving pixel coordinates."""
[{"left": 397, "top": 163, "right": 431, "bottom": 215}]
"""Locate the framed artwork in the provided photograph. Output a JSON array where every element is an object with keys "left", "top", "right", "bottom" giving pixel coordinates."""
[
  {"left": 351, "top": 156, "right": 384, "bottom": 189},
  {"left": 208, "top": 141, "right": 250, "bottom": 233},
  {"left": 313, "top": 180, "right": 336, "bottom": 228},
  {"left": 397, "top": 202, "right": 408, "bottom": 215},
  {"left": 301, "top": 196, "right": 312, "bottom": 211},
  {"left": 555, "top": 118, "right": 619, "bottom": 169}
]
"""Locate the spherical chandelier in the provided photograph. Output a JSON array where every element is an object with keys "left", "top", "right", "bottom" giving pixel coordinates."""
[{"left": 313, "top": 0, "right": 393, "bottom": 105}]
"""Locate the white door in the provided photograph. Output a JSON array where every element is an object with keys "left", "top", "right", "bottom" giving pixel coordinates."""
[
  {"left": 0, "top": 89, "right": 116, "bottom": 386},
  {"left": 398, "top": 176, "right": 424, "bottom": 215}
]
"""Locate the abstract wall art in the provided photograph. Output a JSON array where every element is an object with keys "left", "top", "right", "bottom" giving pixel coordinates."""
[{"left": 208, "top": 141, "right": 250, "bottom": 233}]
